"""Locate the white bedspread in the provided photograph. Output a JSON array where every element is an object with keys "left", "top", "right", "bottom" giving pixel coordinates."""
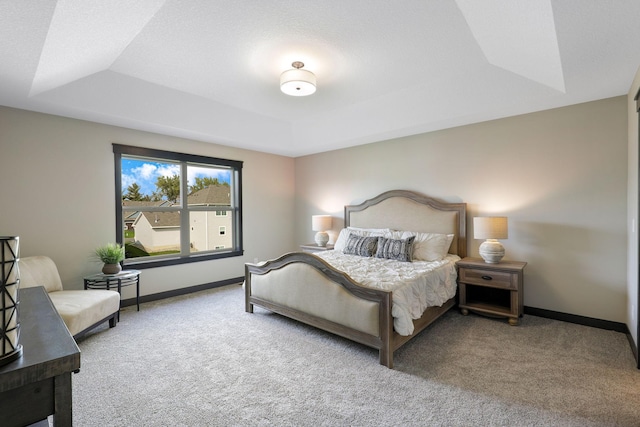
[{"left": 315, "top": 251, "right": 459, "bottom": 336}]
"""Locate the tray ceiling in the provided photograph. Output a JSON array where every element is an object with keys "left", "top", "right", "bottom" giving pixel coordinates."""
[{"left": 1, "top": 0, "right": 639, "bottom": 157}]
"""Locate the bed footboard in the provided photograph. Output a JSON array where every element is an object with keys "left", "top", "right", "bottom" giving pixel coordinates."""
[{"left": 245, "top": 252, "right": 395, "bottom": 367}]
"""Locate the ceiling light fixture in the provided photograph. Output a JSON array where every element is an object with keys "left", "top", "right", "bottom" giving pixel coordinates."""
[{"left": 280, "top": 61, "right": 316, "bottom": 96}]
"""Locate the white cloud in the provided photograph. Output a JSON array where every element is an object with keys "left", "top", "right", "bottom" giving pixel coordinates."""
[
  {"left": 135, "top": 163, "right": 158, "bottom": 179},
  {"left": 187, "top": 166, "right": 230, "bottom": 186},
  {"left": 156, "top": 164, "right": 180, "bottom": 178},
  {"left": 123, "top": 161, "right": 179, "bottom": 196}
]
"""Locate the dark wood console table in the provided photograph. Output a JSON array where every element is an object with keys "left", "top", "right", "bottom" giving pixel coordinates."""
[{"left": 0, "top": 286, "right": 80, "bottom": 426}]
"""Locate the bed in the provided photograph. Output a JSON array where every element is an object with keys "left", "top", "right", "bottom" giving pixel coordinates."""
[{"left": 244, "top": 190, "right": 466, "bottom": 368}]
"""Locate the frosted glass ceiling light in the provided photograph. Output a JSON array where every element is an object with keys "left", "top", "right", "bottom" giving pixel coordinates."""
[{"left": 280, "top": 61, "right": 316, "bottom": 96}]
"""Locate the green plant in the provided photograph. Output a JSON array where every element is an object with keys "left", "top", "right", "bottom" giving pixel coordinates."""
[{"left": 94, "top": 243, "right": 125, "bottom": 264}]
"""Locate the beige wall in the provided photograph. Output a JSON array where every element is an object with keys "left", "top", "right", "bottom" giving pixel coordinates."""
[
  {"left": 295, "top": 96, "right": 628, "bottom": 323},
  {"left": 628, "top": 68, "right": 640, "bottom": 348},
  {"left": 1, "top": 97, "right": 630, "bottom": 324},
  {"left": 0, "top": 106, "right": 296, "bottom": 300}
]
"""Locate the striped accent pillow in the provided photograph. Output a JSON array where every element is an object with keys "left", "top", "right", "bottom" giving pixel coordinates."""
[
  {"left": 375, "top": 236, "right": 416, "bottom": 262},
  {"left": 343, "top": 234, "right": 378, "bottom": 257}
]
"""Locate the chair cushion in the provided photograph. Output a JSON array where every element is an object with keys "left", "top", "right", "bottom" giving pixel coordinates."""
[
  {"left": 48, "top": 290, "right": 120, "bottom": 336},
  {"left": 19, "top": 256, "right": 64, "bottom": 293}
]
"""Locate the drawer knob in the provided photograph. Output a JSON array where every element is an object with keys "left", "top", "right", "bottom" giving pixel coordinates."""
[{"left": 481, "top": 275, "right": 493, "bottom": 280}]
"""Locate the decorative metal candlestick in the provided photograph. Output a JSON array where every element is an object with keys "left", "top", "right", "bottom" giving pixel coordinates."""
[{"left": 0, "top": 236, "right": 22, "bottom": 367}]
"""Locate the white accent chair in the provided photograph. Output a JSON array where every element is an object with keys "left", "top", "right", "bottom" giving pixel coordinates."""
[{"left": 19, "top": 256, "right": 121, "bottom": 339}]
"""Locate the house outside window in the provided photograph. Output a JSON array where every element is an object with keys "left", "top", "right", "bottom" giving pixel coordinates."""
[{"left": 114, "top": 144, "right": 243, "bottom": 268}]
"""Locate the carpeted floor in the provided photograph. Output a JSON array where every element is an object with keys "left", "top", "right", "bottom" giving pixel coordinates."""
[{"left": 72, "top": 284, "right": 640, "bottom": 426}]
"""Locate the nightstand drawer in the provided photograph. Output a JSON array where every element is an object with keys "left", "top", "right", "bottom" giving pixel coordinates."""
[{"left": 459, "top": 268, "right": 517, "bottom": 290}]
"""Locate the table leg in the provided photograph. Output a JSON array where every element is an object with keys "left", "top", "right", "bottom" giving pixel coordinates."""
[
  {"left": 53, "top": 372, "right": 72, "bottom": 427},
  {"left": 136, "top": 276, "right": 140, "bottom": 311},
  {"left": 118, "top": 278, "right": 124, "bottom": 320}
]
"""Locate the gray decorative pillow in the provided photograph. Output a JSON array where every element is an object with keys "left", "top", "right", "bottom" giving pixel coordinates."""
[
  {"left": 375, "top": 236, "right": 416, "bottom": 262},
  {"left": 343, "top": 234, "right": 378, "bottom": 257}
]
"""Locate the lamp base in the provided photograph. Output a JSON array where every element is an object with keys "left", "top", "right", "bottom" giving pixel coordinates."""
[
  {"left": 479, "top": 239, "right": 505, "bottom": 263},
  {"left": 314, "top": 231, "right": 329, "bottom": 247},
  {"left": 0, "top": 344, "right": 22, "bottom": 368}
]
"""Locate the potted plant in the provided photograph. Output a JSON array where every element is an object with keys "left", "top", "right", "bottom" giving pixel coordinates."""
[{"left": 94, "top": 243, "right": 125, "bottom": 274}]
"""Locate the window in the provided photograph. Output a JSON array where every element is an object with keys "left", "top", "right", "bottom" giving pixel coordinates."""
[{"left": 114, "top": 144, "right": 243, "bottom": 268}]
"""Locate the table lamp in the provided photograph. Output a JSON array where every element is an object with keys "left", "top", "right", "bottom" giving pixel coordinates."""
[
  {"left": 312, "top": 215, "right": 332, "bottom": 247},
  {"left": 474, "top": 217, "right": 508, "bottom": 263},
  {"left": 0, "top": 236, "right": 22, "bottom": 367}
]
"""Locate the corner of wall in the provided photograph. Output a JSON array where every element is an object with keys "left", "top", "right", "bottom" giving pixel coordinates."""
[{"left": 627, "top": 65, "right": 640, "bottom": 367}]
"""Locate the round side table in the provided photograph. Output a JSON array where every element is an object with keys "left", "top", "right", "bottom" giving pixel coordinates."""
[{"left": 83, "top": 270, "right": 141, "bottom": 314}]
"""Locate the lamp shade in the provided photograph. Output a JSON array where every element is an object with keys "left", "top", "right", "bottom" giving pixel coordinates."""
[
  {"left": 312, "top": 215, "right": 332, "bottom": 231},
  {"left": 280, "top": 62, "right": 316, "bottom": 96},
  {"left": 473, "top": 217, "right": 508, "bottom": 240}
]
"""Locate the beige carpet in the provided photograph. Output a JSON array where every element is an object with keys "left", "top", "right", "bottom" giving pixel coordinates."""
[{"left": 72, "top": 284, "right": 640, "bottom": 426}]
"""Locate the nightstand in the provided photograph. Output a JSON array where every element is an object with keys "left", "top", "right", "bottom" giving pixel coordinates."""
[
  {"left": 300, "top": 244, "right": 334, "bottom": 253},
  {"left": 456, "top": 257, "right": 527, "bottom": 325}
]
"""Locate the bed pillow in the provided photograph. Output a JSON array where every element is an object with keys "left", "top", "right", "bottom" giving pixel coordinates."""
[
  {"left": 343, "top": 234, "right": 379, "bottom": 257},
  {"left": 375, "top": 236, "right": 416, "bottom": 262},
  {"left": 334, "top": 227, "right": 390, "bottom": 252},
  {"left": 444, "top": 233, "right": 455, "bottom": 254},
  {"left": 399, "top": 231, "right": 454, "bottom": 261}
]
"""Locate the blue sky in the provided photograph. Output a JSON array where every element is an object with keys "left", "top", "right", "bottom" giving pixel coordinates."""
[{"left": 122, "top": 158, "right": 230, "bottom": 197}]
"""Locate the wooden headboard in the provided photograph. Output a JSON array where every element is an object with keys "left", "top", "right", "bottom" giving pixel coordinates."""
[{"left": 344, "top": 190, "right": 467, "bottom": 258}]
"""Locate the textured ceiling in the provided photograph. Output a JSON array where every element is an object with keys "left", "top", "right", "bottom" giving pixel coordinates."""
[{"left": 1, "top": 0, "right": 639, "bottom": 157}]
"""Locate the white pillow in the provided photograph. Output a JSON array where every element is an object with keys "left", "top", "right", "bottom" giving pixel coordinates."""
[
  {"left": 334, "top": 227, "right": 391, "bottom": 252},
  {"left": 399, "top": 231, "right": 454, "bottom": 261},
  {"left": 444, "top": 233, "right": 455, "bottom": 254}
]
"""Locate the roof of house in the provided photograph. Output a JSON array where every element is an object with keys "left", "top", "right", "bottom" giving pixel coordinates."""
[
  {"left": 130, "top": 185, "right": 230, "bottom": 228},
  {"left": 187, "top": 185, "right": 231, "bottom": 206},
  {"left": 138, "top": 211, "right": 181, "bottom": 229},
  {"left": 123, "top": 200, "right": 172, "bottom": 208},
  {"left": 123, "top": 200, "right": 173, "bottom": 223}
]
